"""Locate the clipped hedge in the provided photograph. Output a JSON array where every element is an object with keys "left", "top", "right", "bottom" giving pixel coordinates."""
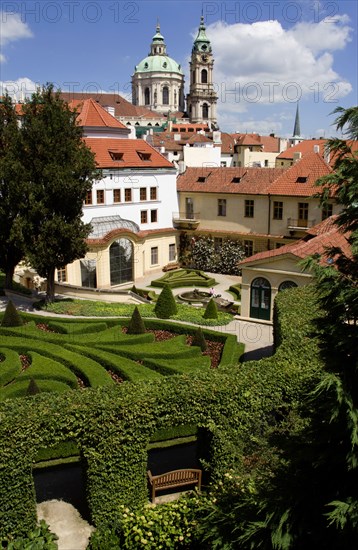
[
  {"left": 151, "top": 269, "right": 217, "bottom": 289},
  {"left": 0, "top": 285, "right": 325, "bottom": 539}
]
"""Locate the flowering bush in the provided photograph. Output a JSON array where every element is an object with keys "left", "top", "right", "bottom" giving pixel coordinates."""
[
  {"left": 117, "top": 495, "right": 200, "bottom": 549},
  {"left": 190, "top": 236, "right": 244, "bottom": 275}
]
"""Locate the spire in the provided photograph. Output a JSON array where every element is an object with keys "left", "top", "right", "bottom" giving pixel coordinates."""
[
  {"left": 293, "top": 102, "right": 301, "bottom": 137},
  {"left": 193, "top": 15, "right": 212, "bottom": 53},
  {"left": 150, "top": 19, "right": 166, "bottom": 55}
]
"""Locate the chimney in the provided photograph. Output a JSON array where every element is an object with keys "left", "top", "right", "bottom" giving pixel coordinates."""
[
  {"left": 313, "top": 144, "right": 320, "bottom": 153},
  {"left": 103, "top": 105, "right": 115, "bottom": 117}
]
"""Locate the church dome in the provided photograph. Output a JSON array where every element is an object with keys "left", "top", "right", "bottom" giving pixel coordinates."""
[{"left": 134, "top": 55, "right": 183, "bottom": 75}]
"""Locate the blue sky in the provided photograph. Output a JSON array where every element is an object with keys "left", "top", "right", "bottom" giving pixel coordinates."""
[{"left": 1, "top": 0, "right": 357, "bottom": 137}]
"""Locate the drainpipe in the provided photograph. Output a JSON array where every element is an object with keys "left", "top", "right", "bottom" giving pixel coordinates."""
[{"left": 267, "top": 193, "right": 271, "bottom": 250}]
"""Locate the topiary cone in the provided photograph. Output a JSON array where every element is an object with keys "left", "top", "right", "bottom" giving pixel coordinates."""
[
  {"left": 191, "top": 327, "right": 207, "bottom": 351},
  {"left": 203, "top": 298, "right": 218, "bottom": 320},
  {"left": 127, "top": 306, "right": 146, "bottom": 334},
  {"left": 154, "top": 284, "right": 178, "bottom": 319},
  {"left": 1, "top": 299, "right": 24, "bottom": 327}
]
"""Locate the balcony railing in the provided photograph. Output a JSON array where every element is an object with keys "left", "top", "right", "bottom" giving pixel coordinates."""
[
  {"left": 172, "top": 212, "right": 200, "bottom": 228},
  {"left": 287, "top": 218, "right": 316, "bottom": 230}
]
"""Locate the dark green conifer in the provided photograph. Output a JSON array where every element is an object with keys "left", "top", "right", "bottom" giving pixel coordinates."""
[
  {"left": 26, "top": 378, "right": 41, "bottom": 396},
  {"left": 127, "top": 306, "right": 146, "bottom": 334},
  {"left": 191, "top": 327, "right": 207, "bottom": 351},
  {"left": 203, "top": 298, "right": 218, "bottom": 320},
  {"left": 154, "top": 284, "right": 178, "bottom": 319},
  {"left": 1, "top": 299, "right": 23, "bottom": 327}
]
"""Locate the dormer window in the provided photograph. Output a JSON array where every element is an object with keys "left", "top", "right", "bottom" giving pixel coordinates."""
[
  {"left": 109, "top": 150, "right": 123, "bottom": 161},
  {"left": 232, "top": 177, "right": 241, "bottom": 183},
  {"left": 137, "top": 151, "right": 152, "bottom": 161},
  {"left": 296, "top": 176, "right": 308, "bottom": 183},
  {"left": 144, "top": 62, "right": 148, "bottom": 69}
]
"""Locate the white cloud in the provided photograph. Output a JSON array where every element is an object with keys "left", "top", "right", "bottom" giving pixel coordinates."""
[
  {"left": 0, "top": 77, "right": 37, "bottom": 100},
  {"left": 0, "top": 12, "right": 33, "bottom": 62},
  {"left": 208, "top": 17, "right": 352, "bottom": 107},
  {"left": 289, "top": 15, "right": 352, "bottom": 55}
]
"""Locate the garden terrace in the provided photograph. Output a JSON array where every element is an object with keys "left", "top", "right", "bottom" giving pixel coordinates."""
[
  {"left": 0, "top": 285, "right": 325, "bottom": 539},
  {"left": 0, "top": 315, "right": 242, "bottom": 399}
]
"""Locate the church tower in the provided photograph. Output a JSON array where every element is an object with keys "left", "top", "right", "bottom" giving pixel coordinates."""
[{"left": 186, "top": 16, "right": 218, "bottom": 127}]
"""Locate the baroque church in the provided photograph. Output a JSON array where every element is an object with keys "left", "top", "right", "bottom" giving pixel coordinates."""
[{"left": 131, "top": 17, "right": 218, "bottom": 127}]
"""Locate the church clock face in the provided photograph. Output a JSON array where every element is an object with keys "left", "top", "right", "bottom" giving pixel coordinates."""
[{"left": 201, "top": 54, "right": 208, "bottom": 62}]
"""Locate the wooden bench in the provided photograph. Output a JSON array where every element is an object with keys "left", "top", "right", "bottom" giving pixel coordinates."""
[
  {"left": 162, "top": 262, "right": 180, "bottom": 272},
  {"left": 147, "top": 468, "right": 202, "bottom": 503}
]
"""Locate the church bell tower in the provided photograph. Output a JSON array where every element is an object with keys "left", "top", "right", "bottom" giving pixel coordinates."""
[{"left": 186, "top": 16, "right": 218, "bottom": 127}]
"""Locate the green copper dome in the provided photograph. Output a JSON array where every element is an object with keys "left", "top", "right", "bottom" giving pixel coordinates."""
[
  {"left": 134, "top": 55, "right": 183, "bottom": 75},
  {"left": 133, "top": 22, "right": 184, "bottom": 76}
]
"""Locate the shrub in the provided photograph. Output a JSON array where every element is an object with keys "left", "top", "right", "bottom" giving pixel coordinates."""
[
  {"left": 154, "top": 284, "right": 178, "bottom": 319},
  {"left": 192, "top": 327, "right": 207, "bottom": 351},
  {"left": 1, "top": 519, "right": 58, "bottom": 549},
  {"left": 26, "top": 378, "right": 41, "bottom": 396},
  {"left": 203, "top": 298, "right": 218, "bottom": 320},
  {"left": 1, "top": 300, "right": 23, "bottom": 327},
  {"left": 127, "top": 306, "right": 146, "bottom": 335}
]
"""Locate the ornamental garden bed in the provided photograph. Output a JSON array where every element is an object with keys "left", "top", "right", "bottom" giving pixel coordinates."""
[
  {"left": 151, "top": 268, "right": 217, "bottom": 289},
  {"left": 0, "top": 314, "right": 242, "bottom": 401}
]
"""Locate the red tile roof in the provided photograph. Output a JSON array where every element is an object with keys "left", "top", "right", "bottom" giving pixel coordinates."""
[
  {"left": 83, "top": 138, "right": 174, "bottom": 169},
  {"left": 177, "top": 167, "right": 286, "bottom": 194},
  {"left": 68, "top": 98, "right": 127, "bottom": 129},
  {"left": 60, "top": 92, "right": 161, "bottom": 119},
  {"left": 239, "top": 217, "right": 350, "bottom": 266},
  {"left": 234, "top": 133, "right": 281, "bottom": 152},
  {"left": 277, "top": 139, "right": 327, "bottom": 160},
  {"left": 266, "top": 152, "right": 332, "bottom": 196},
  {"left": 147, "top": 133, "right": 183, "bottom": 151}
]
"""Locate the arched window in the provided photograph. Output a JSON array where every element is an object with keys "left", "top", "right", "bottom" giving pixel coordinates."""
[
  {"left": 110, "top": 239, "right": 133, "bottom": 285},
  {"left": 250, "top": 277, "right": 271, "bottom": 320},
  {"left": 192, "top": 71, "right": 196, "bottom": 84},
  {"left": 201, "top": 69, "right": 208, "bottom": 84},
  {"left": 202, "top": 103, "right": 209, "bottom": 119},
  {"left": 162, "top": 86, "right": 169, "bottom": 105},
  {"left": 278, "top": 280, "right": 298, "bottom": 292},
  {"left": 144, "top": 88, "right": 150, "bottom": 105}
]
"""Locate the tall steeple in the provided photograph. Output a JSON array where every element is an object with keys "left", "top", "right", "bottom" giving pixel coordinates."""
[
  {"left": 293, "top": 102, "right": 301, "bottom": 137},
  {"left": 186, "top": 16, "right": 218, "bottom": 127}
]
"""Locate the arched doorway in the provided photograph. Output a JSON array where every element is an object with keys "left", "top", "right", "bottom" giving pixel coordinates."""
[
  {"left": 278, "top": 280, "right": 298, "bottom": 292},
  {"left": 250, "top": 277, "right": 271, "bottom": 320},
  {"left": 110, "top": 238, "right": 133, "bottom": 285}
]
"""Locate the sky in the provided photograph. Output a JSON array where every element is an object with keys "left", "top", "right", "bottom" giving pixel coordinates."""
[{"left": 0, "top": 0, "right": 357, "bottom": 138}]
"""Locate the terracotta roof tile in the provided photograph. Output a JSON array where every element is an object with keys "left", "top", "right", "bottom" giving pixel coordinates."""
[
  {"left": 83, "top": 138, "right": 175, "bottom": 169},
  {"left": 68, "top": 98, "right": 127, "bottom": 129},
  {"left": 177, "top": 167, "right": 286, "bottom": 194},
  {"left": 266, "top": 152, "right": 332, "bottom": 196},
  {"left": 60, "top": 92, "right": 161, "bottom": 119},
  {"left": 277, "top": 139, "right": 327, "bottom": 160},
  {"left": 239, "top": 217, "right": 350, "bottom": 266}
]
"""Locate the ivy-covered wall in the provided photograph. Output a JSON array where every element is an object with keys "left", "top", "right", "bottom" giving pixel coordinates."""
[{"left": 0, "top": 285, "right": 324, "bottom": 538}]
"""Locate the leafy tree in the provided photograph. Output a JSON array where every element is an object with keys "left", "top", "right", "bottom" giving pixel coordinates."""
[
  {"left": 0, "top": 94, "right": 27, "bottom": 288},
  {"left": 127, "top": 306, "right": 146, "bottom": 334},
  {"left": 154, "top": 284, "right": 178, "bottom": 319},
  {"left": 19, "top": 84, "right": 98, "bottom": 302},
  {"left": 198, "top": 107, "right": 358, "bottom": 549},
  {"left": 1, "top": 300, "right": 23, "bottom": 327},
  {"left": 191, "top": 236, "right": 245, "bottom": 274}
]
